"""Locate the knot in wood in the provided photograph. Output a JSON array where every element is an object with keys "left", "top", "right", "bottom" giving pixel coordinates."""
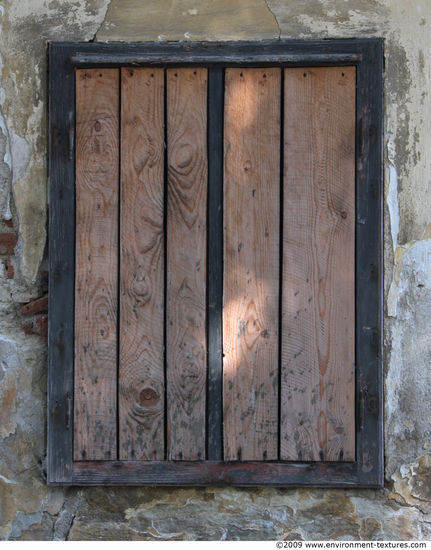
[
  {"left": 175, "top": 143, "right": 194, "bottom": 170},
  {"left": 139, "top": 387, "right": 158, "bottom": 407},
  {"left": 94, "top": 120, "right": 101, "bottom": 132},
  {"left": 243, "top": 160, "right": 252, "bottom": 173}
]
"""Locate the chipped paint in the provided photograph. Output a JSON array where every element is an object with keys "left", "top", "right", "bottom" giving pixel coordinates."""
[
  {"left": 391, "top": 451, "right": 431, "bottom": 513},
  {"left": 0, "top": 9, "right": 13, "bottom": 222},
  {"left": 0, "top": 368, "right": 18, "bottom": 439},
  {"left": 0, "top": 473, "right": 17, "bottom": 484},
  {"left": 9, "top": 130, "right": 29, "bottom": 185},
  {"left": 386, "top": 147, "right": 399, "bottom": 252},
  {"left": 386, "top": 237, "right": 431, "bottom": 476}
]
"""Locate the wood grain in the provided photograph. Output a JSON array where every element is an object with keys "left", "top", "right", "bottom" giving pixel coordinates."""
[
  {"left": 74, "top": 68, "right": 119, "bottom": 461},
  {"left": 166, "top": 68, "right": 208, "bottom": 460},
  {"left": 223, "top": 68, "right": 280, "bottom": 461},
  {"left": 72, "top": 458, "right": 363, "bottom": 487},
  {"left": 281, "top": 67, "right": 356, "bottom": 461},
  {"left": 70, "top": 41, "right": 362, "bottom": 69},
  {"left": 207, "top": 67, "right": 224, "bottom": 460},
  {"left": 119, "top": 68, "right": 165, "bottom": 460},
  {"left": 48, "top": 43, "right": 75, "bottom": 484}
]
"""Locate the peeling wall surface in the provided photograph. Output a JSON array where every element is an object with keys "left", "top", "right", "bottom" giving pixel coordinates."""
[{"left": 1, "top": 0, "right": 431, "bottom": 541}]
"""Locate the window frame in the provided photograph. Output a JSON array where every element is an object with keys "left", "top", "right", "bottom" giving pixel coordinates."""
[{"left": 48, "top": 39, "right": 383, "bottom": 487}]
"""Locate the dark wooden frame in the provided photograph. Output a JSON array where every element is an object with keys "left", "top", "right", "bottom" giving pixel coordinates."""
[{"left": 48, "top": 39, "right": 383, "bottom": 487}]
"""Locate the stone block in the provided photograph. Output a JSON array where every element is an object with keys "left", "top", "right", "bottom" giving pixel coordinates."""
[{"left": 96, "top": 0, "right": 279, "bottom": 42}]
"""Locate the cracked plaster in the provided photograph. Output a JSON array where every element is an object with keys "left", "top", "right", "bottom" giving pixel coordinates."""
[{"left": 0, "top": 0, "right": 431, "bottom": 541}]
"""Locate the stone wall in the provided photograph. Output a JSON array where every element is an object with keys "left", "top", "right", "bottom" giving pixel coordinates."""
[{"left": 1, "top": 0, "right": 431, "bottom": 541}]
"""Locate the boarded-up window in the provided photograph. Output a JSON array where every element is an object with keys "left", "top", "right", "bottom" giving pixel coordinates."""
[{"left": 48, "top": 41, "right": 383, "bottom": 487}]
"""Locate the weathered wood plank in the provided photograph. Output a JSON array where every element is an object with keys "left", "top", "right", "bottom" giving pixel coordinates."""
[
  {"left": 207, "top": 67, "right": 224, "bottom": 461},
  {"left": 48, "top": 43, "right": 76, "bottom": 484},
  {"left": 223, "top": 68, "right": 281, "bottom": 461},
  {"left": 72, "top": 459, "right": 363, "bottom": 487},
  {"left": 74, "top": 68, "right": 119, "bottom": 461},
  {"left": 355, "top": 40, "right": 384, "bottom": 486},
  {"left": 70, "top": 39, "right": 363, "bottom": 68},
  {"left": 281, "top": 67, "right": 356, "bottom": 462},
  {"left": 166, "top": 68, "right": 208, "bottom": 460},
  {"left": 119, "top": 68, "right": 165, "bottom": 460}
]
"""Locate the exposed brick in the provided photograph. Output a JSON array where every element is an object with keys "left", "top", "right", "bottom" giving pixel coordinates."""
[
  {"left": 2, "top": 218, "right": 13, "bottom": 228},
  {"left": 0, "top": 233, "right": 18, "bottom": 254},
  {"left": 22, "top": 315, "right": 48, "bottom": 345},
  {"left": 5, "top": 258, "right": 14, "bottom": 279},
  {"left": 21, "top": 295, "right": 48, "bottom": 315},
  {"left": 33, "top": 315, "right": 48, "bottom": 344},
  {"left": 22, "top": 318, "right": 33, "bottom": 335}
]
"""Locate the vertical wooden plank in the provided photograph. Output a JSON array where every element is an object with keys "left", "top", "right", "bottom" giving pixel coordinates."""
[
  {"left": 74, "top": 68, "right": 119, "bottom": 461},
  {"left": 166, "top": 68, "right": 207, "bottom": 460},
  {"left": 119, "top": 68, "right": 165, "bottom": 460},
  {"left": 48, "top": 43, "right": 75, "bottom": 484},
  {"left": 207, "top": 67, "right": 224, "bottom": 461},
  {"left": 355, "top": 40, "right": 384, "bottom": 485},
  {"left": 223, "top": 68, "right": 280, "bottom": 461},
  {"left": 281, "top": 66, "right": 356, "bottom": 462}
]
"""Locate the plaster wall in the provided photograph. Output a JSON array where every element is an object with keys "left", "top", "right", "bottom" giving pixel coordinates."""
[{"left": 0, "top": 0, "right": 431, "bottom": 540}]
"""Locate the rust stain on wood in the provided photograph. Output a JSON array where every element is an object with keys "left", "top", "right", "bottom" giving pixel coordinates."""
[
  {"left": 74, "top": 68, "right": 119, "bottom": 461},
  {"left": 281, "top": 67, "right": 355, "bottom": 462},
  {"left": 166, "top": 68, "right": 208, "bottom": 461},
  {"left": 119, "top": 68, "right": 165, "bottom": 461},
  {"left": 223, "top": 68, "right": 280, "bottom": 461}
]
